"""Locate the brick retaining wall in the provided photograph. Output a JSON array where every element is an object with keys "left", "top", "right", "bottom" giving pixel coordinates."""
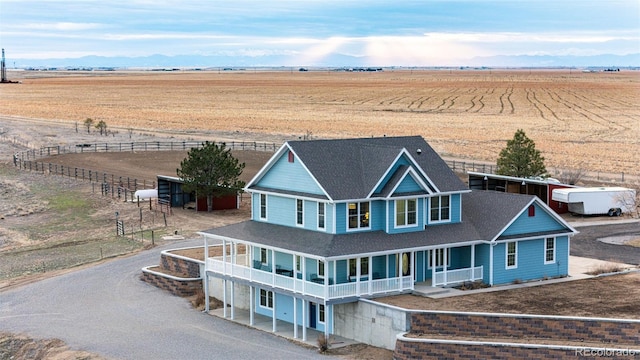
[
  {"left": 394, "top": 338, "right": 639, "bottom": 360},
  {"left": 160, "top": 252, "right": 201, "bottom": 278},
  {"left": 409, "top": 311, "right": 640, "bottom": 344},
  {"left": 393, "top": 311, "right": 640, "bottom": 360},
  {"left": 141, "top": 267, "right": 202, "bottom": 297}
]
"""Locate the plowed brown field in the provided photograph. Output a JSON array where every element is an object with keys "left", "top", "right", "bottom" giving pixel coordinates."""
[{"left": 2, "top": 69, "right": 639, "bottom": 176}]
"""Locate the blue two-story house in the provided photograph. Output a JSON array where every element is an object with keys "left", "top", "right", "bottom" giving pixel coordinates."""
[{"left": 199, "top": 136, "right": 577, "bottom": 341}]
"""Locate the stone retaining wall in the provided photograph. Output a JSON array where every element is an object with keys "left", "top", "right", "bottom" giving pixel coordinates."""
[{"left": 160, "top": 251, "right": 201, "bottom": 278}]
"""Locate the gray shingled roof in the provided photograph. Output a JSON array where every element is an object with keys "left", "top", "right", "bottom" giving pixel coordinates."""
[
  {"left": 201, "top": 191, "right": 574, "bottom": 258},
  {"left": 281, "top": 136, "right": 467, "bottom": 201}
]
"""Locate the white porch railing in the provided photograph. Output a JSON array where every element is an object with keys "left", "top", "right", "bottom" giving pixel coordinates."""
[
  {"left": 433, "top": 265, "right": 483, "bottom": 286},
  {"left": 207, "top": 257, "right": 413, "bottom": 300}
]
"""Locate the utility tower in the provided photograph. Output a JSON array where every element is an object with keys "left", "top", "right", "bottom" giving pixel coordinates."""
[
  {"left": 1, "top": 49, "right": 19, "bottom": 83},
  {"left": 1, "top": 48, "right": 6, "bottom": 82}
]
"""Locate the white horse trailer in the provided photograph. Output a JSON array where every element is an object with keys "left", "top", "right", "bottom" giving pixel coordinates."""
[{"left": 551, "top": 187, "right": 636, "bottom": 216}]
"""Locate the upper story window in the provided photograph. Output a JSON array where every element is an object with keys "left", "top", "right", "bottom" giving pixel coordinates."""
[
  {"left": 348, "top": 201, "right": 370, "bottom": 229},
  {"left": 430, "top": 195, "right": 450, "bottom": 223},
  {"left": 260, "top": 248, "right": 268, "bottom": 265},
  {"left": 318, "top": 260, "right": 325, "bottom": 278},
  {"left": 259, "top": 194, "right": 267, "bottom": 220},
  {"left": 395, "top": 199, "right": 417, "bottom": 227},
  {"left": 296, "top": 199, "right": 304, "bottom": 226},
  {"left": 318, "top": 202, "right": 325, "bottom": 229}
]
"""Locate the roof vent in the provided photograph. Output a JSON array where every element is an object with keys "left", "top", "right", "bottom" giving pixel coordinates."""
[{"left": 416, "top": 148, "right": 422, "bottom": 155}]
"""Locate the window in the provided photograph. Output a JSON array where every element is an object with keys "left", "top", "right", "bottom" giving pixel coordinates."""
[
  {"left": 506, "top": 242, "right": 517, "bottom": 269},
  {"left": 296, "top": 199, "right": 304, "bottom": 226},
  {"left": 528, "top": 205, "right": 535, "bottom": 217},
  {"left": 428, "top": 249, "right": 449, "bottom": 268},
  {"left": 318, "top": 260, "right": 325, "bottom": 278},
  {"left": 259, "top": 194, "right": 267, "bottom": 220},
  {"left": 545, "top": 237, "right": 555, "bottom": 264},
  {"left": 259, "top": 289, "right": 273, "bottom": 309},
  {"left": 318, "top": 202, "right": 325, "bottom": 229},
  {"left": 296, "top": 255, "right": 301, "bottom": 272},
  {"left": 348, "top": 257, "right": 369, "bottom": 277},
  {"left": 260, "top": 248, "right": 268, "bottom": 264},
  {"left": 319, "top": 304, "right": 326, "bottom": 323},
  {"left": 396, "top": 199, "right": 417, "bottom": 226},
  {"left": 288, "top": 151, "right": 294, "bottom": 163},
  {"left": 430, "top": 195, "right": 450, "bottom": 222},
  {"left": 348, "top": 202, "right": 370, "bottom": 229}
]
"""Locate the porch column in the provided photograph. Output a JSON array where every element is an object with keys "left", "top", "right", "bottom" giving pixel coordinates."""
[
  {"left": 431, "top": 249, "right": 436, "bottom": 287},
  {"left": 410, "top": 251, "right": 415, "bottom": 288},
  {"left": 324, "top": 301, "right": 329, "bottom": 339},
  {"left": 249, "top": 286, "right": 255, "bottom": 326},
  {"left": 272, "top": 249, "right": 276, "bottom": 285},
  {"left": 293, "top": 297, "right": 298, "bottom": 339},
  {"left": 471, "top": 244, "right": 476, "bottom": 280},
  {"left": 398, "top": 253, "right": 403, "bottom": 291},
  {"left": 368, "top": 255, "right": 373, "bottom": 295},
  {"left": 302, "top": 256, "right": 306, "bottom": 294},
  {"left": 230, "top": 281, "right": 235, "bottom": 320},
  {"left": 443, "top": 247, "right": 448, "bottom": 285},
  {"left": 204, "top": 236, "right": 210, "bottom": 312},
  {"left": 222, "top": 279, "right": 227, "bottom": 318},
  {"left": 489, "top": 242, "right": 494, "bottom": 286},
  {"left": 356, "top": 258, "right": 361, "bottom": 296},
  {"left": 272, "top": 294, "right": 277, "bottom": 333},
  {"left": 222, "top": 238, "right": 227, "bottom": 274},
  {"left": 302, "top": 299, "right": 307, "bottom": 341}
]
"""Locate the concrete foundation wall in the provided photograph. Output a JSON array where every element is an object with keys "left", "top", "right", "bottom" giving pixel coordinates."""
[
  {"left": 333, "top": 299, "right": 409, "bottom": 350},
  {"left": 207, "top": 276, "right": 251, "bottom": 310}
]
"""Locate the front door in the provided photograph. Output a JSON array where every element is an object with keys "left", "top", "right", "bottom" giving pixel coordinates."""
[{"left": 309, "top": 302, "right": 317, "bottom": 329}]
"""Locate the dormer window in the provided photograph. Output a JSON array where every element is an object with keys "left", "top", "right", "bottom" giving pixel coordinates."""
[{"left": 396, "top": 199, "right": 417, "bottom": 227}]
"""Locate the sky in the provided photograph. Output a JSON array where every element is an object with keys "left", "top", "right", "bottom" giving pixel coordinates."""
[{"left": 0, "top": 0, "right": 639, "bottom": 67}]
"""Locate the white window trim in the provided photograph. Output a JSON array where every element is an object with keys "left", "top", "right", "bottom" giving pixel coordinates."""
[
  {"left": 544, "top": 237, "right": 556, "bottom": 264},
  {"left": 429, "top": 195, "right": 451, "bottom": 224},
  {"left": 346, "top": 201, "right": 371, "bottom": 231},
  {"left": 348, "top": 257, "right": 370, "bottom": 278},
  {"left": 506, "top": 241, "right": 518, "bottom": 269},
  {"left": 296, "top": 198, "right": 304, "bottom": 227},
  {"left": 395, "top": 198, "right": 418, "bottom": 228},
  {"left": 317, "top": 202, "right": 326, "bottom": 230},
  {"left": 317, "top": 260, "right": 325, "bottom": 279},
  {"left": 259, "top": 289, "right": 273, "bottom": 309},
  {"left": 259, "top": 193, "right": 267, "bottom": 220}
]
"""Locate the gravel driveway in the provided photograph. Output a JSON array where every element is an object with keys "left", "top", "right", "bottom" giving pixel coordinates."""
[{"left": 0, "top": 238, "right": 327, "bottom": 360}]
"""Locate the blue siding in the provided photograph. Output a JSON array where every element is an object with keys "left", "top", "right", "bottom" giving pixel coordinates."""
[
  {"left": 335, "top": 260, "right": 348, "bottom": 283},
  {"left": 415, "top": 251, "right": 426, "bottom": 282},
  {"left": 449, "top": 246, "right": 471, "bottom": 270},
  {"left": 394, "top": 174, "right": 423, "bottom": 193},
  {"left": 493, "top": 237, "right": 569, "bottom": 285},
  {"left": 502, "top": 203, "right": 566, "bottom": 236},
  {"left": 475, "top": 244, "right": 491, "bottom": 283},
  {"left": 257, "top": 150, "right": 324, "bottom": 195},
  {"left": 335, "top": 201, "right": 383, "bottom": 234},
  {"left": 372, "top": 256, "right": 386, "bottom": 279},
  {"left": 450, "top": 194, "right": 461, "bottom": 223},
  {"left": 266, "top": 195, "right": 295, "bottom": 227},
  {"left": 335, "top": 203, "right": 346, "bottom": 234},
  {"left": 254, "top": 292, "right": 333, "bottom": 334}
]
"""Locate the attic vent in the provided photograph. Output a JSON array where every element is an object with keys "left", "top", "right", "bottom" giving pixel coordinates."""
[
  {"left": 288, "top": 151, "right": 294, "bottom": 163},
  {"left": 416, "top": 148, "right": 422, "bottom": 155}
]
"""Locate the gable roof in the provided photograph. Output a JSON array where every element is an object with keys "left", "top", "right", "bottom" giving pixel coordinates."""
[
  {"left": 248, "top": 136, "right": 466, "bottom": 201},
  {"left": 201, "top": 190, "right": 576, "bottom": 258}
]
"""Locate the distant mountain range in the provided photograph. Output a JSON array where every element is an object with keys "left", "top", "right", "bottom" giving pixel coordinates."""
[{"left": 9, "top": 53, "right": 640, "bottom": 69}]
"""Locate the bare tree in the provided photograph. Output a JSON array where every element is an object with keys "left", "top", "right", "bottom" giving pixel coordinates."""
[{"left": 556, "top": 166, "right": 587, "bottom": 185}]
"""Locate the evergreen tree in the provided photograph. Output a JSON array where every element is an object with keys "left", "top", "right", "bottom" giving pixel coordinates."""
[
  {"left": 496, "top": 129, "right": 547, "bottom": 178},
  {"left": 177, "top": 141, "right": 245, "bottom": 212},
  {"left": 83, "top": 118, "right": 94, "bottom": 134}
]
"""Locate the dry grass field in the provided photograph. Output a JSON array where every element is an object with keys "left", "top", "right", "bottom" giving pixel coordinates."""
[{"left": 3, "top": 69, "right": 639, "bottom": 178}]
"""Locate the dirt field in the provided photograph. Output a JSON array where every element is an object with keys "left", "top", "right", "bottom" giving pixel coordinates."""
[{"left": 3, "top": 69, "right": 639, "bottom": 178}]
